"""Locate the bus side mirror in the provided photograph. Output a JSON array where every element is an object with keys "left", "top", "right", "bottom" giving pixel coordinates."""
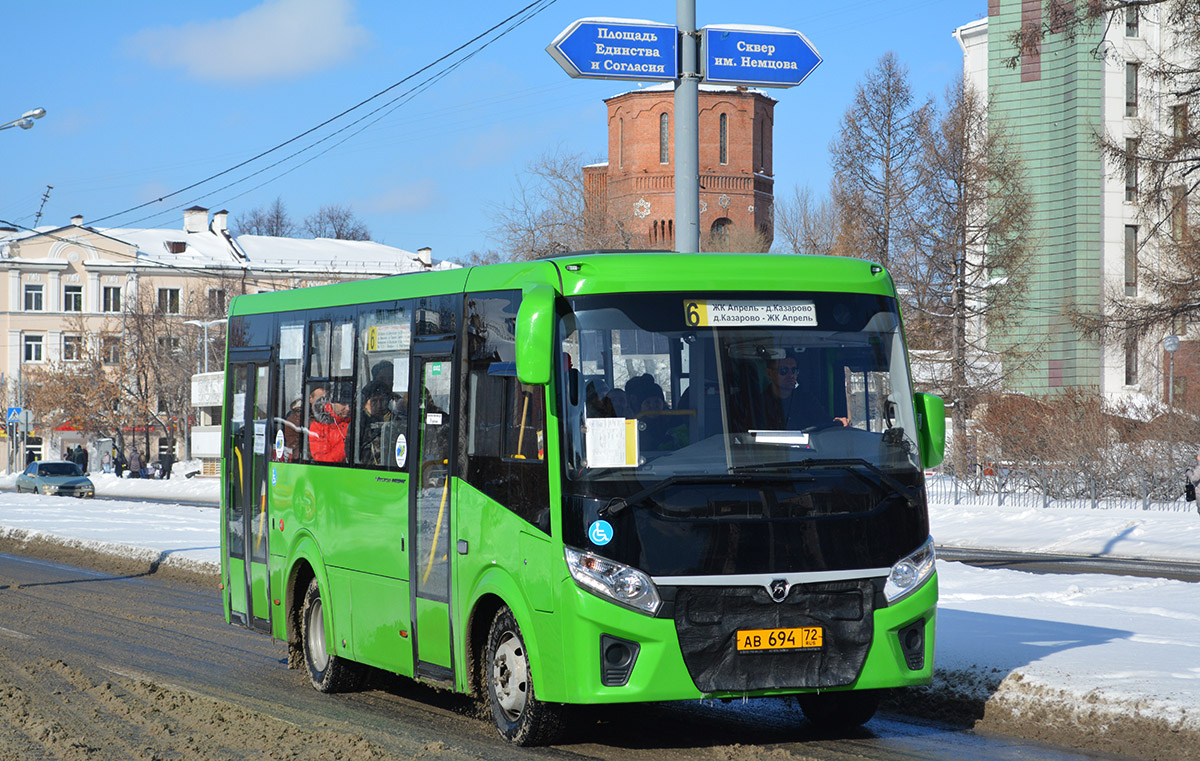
[
  {"left": 516, "top": 284, "right": 555, "bottom": 386},
  {"left": 913, "top": 392, "right": 945, "bottom": 469}
]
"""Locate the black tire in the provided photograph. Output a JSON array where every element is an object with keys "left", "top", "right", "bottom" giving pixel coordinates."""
[
  {"left": 797, "top": 689, "right": 880, "bottom": 731},
  {"left": 485, "top": 606, "right": 562, "bottom": 745},
  {"left": 300, "top": 577, "right": 362, "bottom": 693}
]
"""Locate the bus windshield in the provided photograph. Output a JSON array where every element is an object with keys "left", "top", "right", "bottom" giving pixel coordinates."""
[{"left": 558, "top": 290, "right": 926, "bottom": 576}]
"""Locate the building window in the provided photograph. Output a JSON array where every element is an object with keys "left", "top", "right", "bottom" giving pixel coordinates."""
[
  {"left": 23, "top": 335, "right": 43, "bottom": 363},
  {"left": 659, "top": 112, "right": 669, "bottom": 164},
  {"left": 157, "top": 336, "right": 181, "bottom": 355},
  {"left": 102, "top": 336, "right": 122, "bottom": 365},
  {"left": 64, "top": 284, "right": 83, "bottom": 312},
  {"left": 1172, "top": 186, "right": 1188, "bottom": 240},
  {"left": 719, "top": 113, "right": 728, "bottom": 165},
  {"left": 208, "top": 288, "right": 227, "bottom": 315},
  {"left": 1174, "top": 105, "right": 1190, "bottom": 140},
  {"left": 1125, "top": 7, "right": 1139, "bottom": 37},
  {"left": 1124, "top": 225, "right": 1138, "bottom": 296},
  {"left": 1126, "top": 63, "right": 1138, "bottom": 117},
  {"left": 1124, "top": 334, "right": 1138, "bottom": 385},
  {"left": 24, "top": 284, "right": 43, "bottom": 311},
  {"left": 1125, "top": 139, "right": 1138, "bottom": 202},
  {"left": 63, "top": 334, "right": 82, "bottom": 361},
  {"left": 103, "top": 286, "right": 122, "bottom": 313},
  {"left": 157, "top": 288, "right": 181, "bottom": 314}
]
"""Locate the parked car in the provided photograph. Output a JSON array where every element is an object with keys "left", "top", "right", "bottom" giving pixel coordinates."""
[{"left": 15, "top": 460, "right": 95, "bottom": 498}]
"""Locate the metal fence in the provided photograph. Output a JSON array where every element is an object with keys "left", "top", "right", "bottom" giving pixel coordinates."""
[{"left": 925, "top": 473, "right": 1196, "bottom": 512}]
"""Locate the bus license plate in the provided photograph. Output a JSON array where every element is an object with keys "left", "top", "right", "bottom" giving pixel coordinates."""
[{"left": 736, "top": 626, "right": 823, "bottom": 652}]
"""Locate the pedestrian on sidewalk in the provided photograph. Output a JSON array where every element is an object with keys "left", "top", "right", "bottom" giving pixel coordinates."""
[
  {"left": 127, "top": 448, "right": 144, "bottom": 479},
  {"left": 1186, "top": 450, "right": 1200, "bottom": 507}
]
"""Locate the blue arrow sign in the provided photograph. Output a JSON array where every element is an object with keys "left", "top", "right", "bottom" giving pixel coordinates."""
[
  {"left": 547, "top": 17, "right": 678, "bottom": 83},
  {"left": 6, "top": 407, "right": 20, "bottom": 423},
  {"left": 702, "top": 25, "right": 821, "bottom": 88}
]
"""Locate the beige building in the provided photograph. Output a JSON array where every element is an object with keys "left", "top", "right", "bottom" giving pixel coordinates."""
[{"left": 0, "top": 207, "right": 454, "bottom": 471}]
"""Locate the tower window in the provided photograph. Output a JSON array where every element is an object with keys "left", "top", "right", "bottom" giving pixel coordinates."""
[
  {"left": 719, "top": 113, "right": 728, "bottom": 165},
  {"left": 659, "top": 113, "right": 669, "bottom": 164}
]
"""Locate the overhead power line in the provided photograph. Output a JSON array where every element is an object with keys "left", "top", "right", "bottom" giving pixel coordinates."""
[{"left": 88, "top": 0, "right": 559, "bottom": 229}]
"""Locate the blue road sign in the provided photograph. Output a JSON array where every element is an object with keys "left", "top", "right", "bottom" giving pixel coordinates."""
[
  {"left": 702, "top": 25, "right": 821, "bottom": 88},
  {"left": 6, "top": 407, "right": 20, "bottom": 423},
  {"left": 547, "top": 17, "right": 678, "bottom": 83}
]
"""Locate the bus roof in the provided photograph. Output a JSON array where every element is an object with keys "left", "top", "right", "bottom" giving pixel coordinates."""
[{"left": 228, "top": 252, "right": 895, "bottom": 316}]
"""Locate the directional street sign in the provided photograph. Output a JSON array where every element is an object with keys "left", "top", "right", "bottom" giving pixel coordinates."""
[
  {"left": 701, "top": 25, "right": 822, "bottom": 88},
  {"left": 547, "top": 17, "right": 678, "bottom": 83}
]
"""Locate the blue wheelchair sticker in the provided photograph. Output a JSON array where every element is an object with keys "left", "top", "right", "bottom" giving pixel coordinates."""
[{"left": 588, "top": 519, "right": 614, "bottom": 546}]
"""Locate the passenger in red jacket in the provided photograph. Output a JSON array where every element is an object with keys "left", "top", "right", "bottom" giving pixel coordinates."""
[{"left": 309, "top": 390, "right": 351, "bottom": 463}]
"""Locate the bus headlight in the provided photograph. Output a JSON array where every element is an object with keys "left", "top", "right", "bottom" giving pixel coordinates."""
[
  {"left": 884, "top": 537, "right": 936, "bottom": 603},
  {"left": 565, "top": 547, "right": 661, "bottom": 615}
]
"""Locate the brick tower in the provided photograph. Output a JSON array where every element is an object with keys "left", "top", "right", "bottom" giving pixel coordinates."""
[{"left": 584, "top": 84, "right": 776, "bottom": 251}]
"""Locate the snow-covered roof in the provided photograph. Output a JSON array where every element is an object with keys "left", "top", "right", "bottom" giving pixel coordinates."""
[
  {"left": 236, "top": 235, "right": 456, "bottom": 274},
  {"left": 1, "top": 213, "right": 458, "bottom": 276}
]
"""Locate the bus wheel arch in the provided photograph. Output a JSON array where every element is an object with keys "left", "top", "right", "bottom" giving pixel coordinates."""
[
  {"left": 299, "top": 575, "right": 363, "bottom": 693},
  {"left": 484, "top": 604, "right": 563, "bottom": 746},
  {"left": 467, "top": 593, "right": 505, "bottom": 698},
  {"left": 284, "top": 559, "right": 316, "bottom": 670}
]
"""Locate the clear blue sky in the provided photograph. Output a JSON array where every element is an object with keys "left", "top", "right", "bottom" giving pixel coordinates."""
[{"left": 1, "top": 0, "right": 984, "bottom": 263}]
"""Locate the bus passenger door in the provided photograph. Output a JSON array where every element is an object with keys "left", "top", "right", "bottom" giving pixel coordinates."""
[
  {"left": 225, "top": 359, "right": 273, "bottom": 633},
  {"left": 411, "top": 354, "right": 454, "bottom": 679}
]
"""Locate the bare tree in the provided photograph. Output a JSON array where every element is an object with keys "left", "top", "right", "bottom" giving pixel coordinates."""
[
  {"left": 233, "top": 197, "right": 296, "bottom": 237},
  {"left": 908, "top": 80, "right": 1037, "bottom": 470},
  {"left": 1009, "top": 2, "right": 1199, "bottom": 340},
  {"left": 829, "top": 52, "right": 934, "bottom": 271},
  {"left": 771, "top": 185, "right": 838, "bottom": 256},
  {"left": 488, "top": 150, "right": 636, "bottom": 260},
  {"left": 23, "top": 314, "right": 127, "bottom": 451},
  {"left": 303, "top": 204, "right": 372, "bottom": 241}
]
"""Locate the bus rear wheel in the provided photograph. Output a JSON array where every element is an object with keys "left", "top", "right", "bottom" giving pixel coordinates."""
[
  {"left": 485, "top": 606, "right": 562, "bottom": 745},
  {"left": 300, "top": 577, "right": 361, "bottom": 693},
  {"left": 797, "top": 689, "right": 880, "bottom": 731}
]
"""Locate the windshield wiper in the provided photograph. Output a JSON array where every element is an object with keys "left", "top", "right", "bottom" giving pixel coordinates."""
[
  {"left": 728, "top": 457, "right": 922, "bottom": 507},
  {"left": 600, "top": 473, "right": 799, "bottom": 518}
]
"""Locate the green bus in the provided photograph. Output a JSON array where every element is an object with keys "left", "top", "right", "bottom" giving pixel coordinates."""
[{"left": 220, "top": 252, "right": 944, "bottom": 745}]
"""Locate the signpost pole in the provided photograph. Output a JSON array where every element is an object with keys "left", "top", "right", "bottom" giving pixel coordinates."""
[{"left": 675, "top": 0, "right": 700, "bottom": 254}]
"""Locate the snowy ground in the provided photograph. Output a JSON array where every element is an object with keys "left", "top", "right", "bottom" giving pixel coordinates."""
[{"left": 0, "top": 470, "right": 1197, "bottom": 755}]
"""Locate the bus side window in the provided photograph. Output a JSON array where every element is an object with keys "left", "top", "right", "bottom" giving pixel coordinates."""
[
  {"left": 275, "top": 319, "right": 306, "bottom": 463},
  {"left": 355, "top": 302, "right": 412, "bottom": 469},
  {"left": 303, "top": 312, "right": 356, "bottom": 466},
  {"left": 463, "top": 291, "right": 550, "bottom": 533}
]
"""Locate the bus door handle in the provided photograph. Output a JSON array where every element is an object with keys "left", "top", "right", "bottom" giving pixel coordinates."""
[{"left": 457, "top": 540, "right": 469, "bottom": 555}]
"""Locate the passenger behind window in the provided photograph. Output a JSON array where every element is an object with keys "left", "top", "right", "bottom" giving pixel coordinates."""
[
  {"left": 625, "top": 373, "right": 679, "bottom": 451},
  {"left": 310, "top": 382, "right": 352, "bottom": 463},
  {"left": 359, "top": 363, "right": 402, "bottom": 467},
  {"left": 584, "top": 378, "right": 616, "bottom": 417},
  {"left": 279, "top": 384, "right": 326, "bottom": 462}
]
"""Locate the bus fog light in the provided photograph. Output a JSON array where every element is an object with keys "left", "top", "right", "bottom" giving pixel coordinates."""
[
  {"left": 884, "top": 537, "right": 935, "bottom": 603},
  {"left": 600, "top": 634, "right": 640, "bottom": 686},
  {"left": 566, "top": 547, "right": 661, "bottom": 615}
]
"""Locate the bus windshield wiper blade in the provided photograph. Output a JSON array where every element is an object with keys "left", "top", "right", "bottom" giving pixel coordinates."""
[
  {"left": 729, "top": 458, "right": 921, "bottom": 507},
  {"left": 599, "top": 473, "right": 795, "bottom": 518}
]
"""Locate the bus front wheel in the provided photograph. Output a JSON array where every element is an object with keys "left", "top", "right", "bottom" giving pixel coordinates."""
[
  {"left": 300, "top": 577, "right": 361, "bottom": 693},
  {"left": 797, "top": 689, "right": 880, "bottom": 731},
  {"left": 485, "top": 606, "right": 562, "bottom": 745}
]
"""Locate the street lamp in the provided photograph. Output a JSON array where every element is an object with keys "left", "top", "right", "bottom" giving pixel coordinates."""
[
  {"left": 184, "top": 318, "right": 227, "bottom": 373},
  {"left": 1163, "top": 335, "right": 1180, "bottom": 407},
  {"left": 1, "top": 107, "right": 47, "bottom": 132}
]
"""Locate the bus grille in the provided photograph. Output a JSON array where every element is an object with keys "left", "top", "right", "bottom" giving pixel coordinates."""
[{"left": 672, "top": 580, "right": 874, "bottom": 693}]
